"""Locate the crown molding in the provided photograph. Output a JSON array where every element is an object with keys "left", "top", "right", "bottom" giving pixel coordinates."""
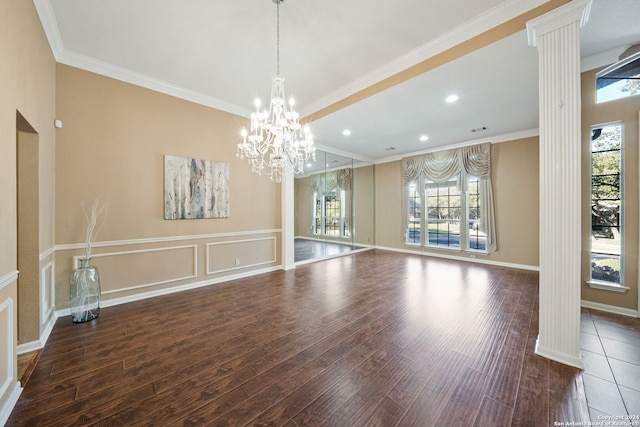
[
  {"left": 33, "top": 0, "right": 250, "bottom": 116},
  {"left": 33, "top": 0, "right": 64, "bottom": 57},
  {"left": 374, "top": 128, "right": 540, "bottom": 165},
  {"left": 37, "top": 0, "right": 549, "bottom": 118},
  {"left": 300, "top": 0, "right": 550, "bottom": 117},
  {"left": 56, "top": 50, "right": 251, "bottom": 117}
]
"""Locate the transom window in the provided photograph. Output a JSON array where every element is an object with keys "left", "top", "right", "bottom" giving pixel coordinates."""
[{"left": 596, "top": 52, "right": 640, "bottom": 103}]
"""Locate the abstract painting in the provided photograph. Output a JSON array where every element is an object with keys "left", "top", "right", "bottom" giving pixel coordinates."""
[{"left": 164, "top": 155, "right": 229, "bottom": 219}]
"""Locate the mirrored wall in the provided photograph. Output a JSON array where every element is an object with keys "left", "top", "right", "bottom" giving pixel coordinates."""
[{"left": 294, "top": 151, "right": 374, "bottom": 263}]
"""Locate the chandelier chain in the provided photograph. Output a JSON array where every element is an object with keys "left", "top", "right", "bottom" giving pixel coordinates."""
[{"left": 276, "top": 1, "right": 280, "bottom": 76}]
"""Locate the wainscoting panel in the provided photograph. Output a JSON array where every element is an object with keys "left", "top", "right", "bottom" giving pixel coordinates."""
[
  {"left": 40, "top": 262, "right": 55, "bottom": 328},
  {"left": 0, "top": 298, "right": 15, "bottom": 400},
  {"left": 78, "top": 245, "right": 198, "bottom": 295},
  {"left": 207, "top": 237, "right": 277, "bottom": 275}
]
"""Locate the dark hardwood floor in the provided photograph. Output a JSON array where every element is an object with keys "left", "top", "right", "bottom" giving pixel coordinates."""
[{"left": 8, "top": 249, "right": 592, "bottom": 426}]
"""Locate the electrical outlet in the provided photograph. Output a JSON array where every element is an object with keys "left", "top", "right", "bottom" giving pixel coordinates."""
[{"left": 235, "top": 258, "right": 240, "bottom": 266}]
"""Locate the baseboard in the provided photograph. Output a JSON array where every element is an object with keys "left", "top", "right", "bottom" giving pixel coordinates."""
[
  {"left": 535, "top": 337, "right": 584, "bottom": 369},
  {"left": 581, "top": 300, "right": 639, "bottom": 318},
  {"left": 17, "top": 311, "right": 58, "bottom": 355},
  {"left": 0, "top": 381, "right": 22, "bottom": 426},
  {"left": 56, "top": 265, "right": 282, "bottom": 319},
  {"left": 375, "top": 245, "right": 539, "bottom": 271}
]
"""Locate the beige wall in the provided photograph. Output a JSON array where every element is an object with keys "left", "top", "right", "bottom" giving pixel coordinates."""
[
  {"left": 374, "top": 161, "right": 404, "bottom": 250},
  {"left": 353, "top": 165, "right": 375, "bottom": 245},
  {"left": 55, "top": 64, "right": 281, "bottom": 309},
  {"left": 374, "top": 138, "right": 540, "bottom": 268},
  {"left": 0, "top": 0, "right": 56, "bottom": 418},
  {"left": 581, "top": 70, "right": 640, "bottom": 310}
]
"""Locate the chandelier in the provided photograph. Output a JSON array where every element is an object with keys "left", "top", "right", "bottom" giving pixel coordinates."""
[{"left": 237, "top": 0, "right": 316, "bottom": 183}]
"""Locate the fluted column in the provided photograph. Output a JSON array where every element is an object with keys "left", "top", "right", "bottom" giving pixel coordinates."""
[{"left": 527, "top": 0, "right": 591, "bottom": 368}]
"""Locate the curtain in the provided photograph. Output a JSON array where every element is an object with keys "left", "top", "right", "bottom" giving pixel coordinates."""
[{"left": 401, "top": 142, "right": 497, "bottom": 252}]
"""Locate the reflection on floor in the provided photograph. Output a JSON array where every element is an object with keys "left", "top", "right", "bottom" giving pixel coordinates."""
[{"left": 294, "top": 238, "right": 366, "bottom": 262}]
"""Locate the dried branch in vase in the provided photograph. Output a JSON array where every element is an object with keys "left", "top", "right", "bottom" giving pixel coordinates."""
[{"left": 82, "top": 199, "right": 109, "bottom": 260}]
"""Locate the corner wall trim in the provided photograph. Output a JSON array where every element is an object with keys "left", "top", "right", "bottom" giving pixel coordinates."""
[
  {"left": 375, "top": 245, "right": 539, "bottom": 271},
  {"left": 581, "top": 300, "right": 639, "bottom": 318}
]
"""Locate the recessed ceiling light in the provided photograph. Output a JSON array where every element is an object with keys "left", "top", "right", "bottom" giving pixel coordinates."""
[
  {"left": 306, "top": 163, "right": 312, "bottom": 167},
  {"left": 445, "top": 94, "right": 459, "bottom": 103},
  {"left": 342, "top": 129, "right": 351, "bottom": 136},
  {"left": 419, "top": 135, "right": 429, "bottom": 142}
]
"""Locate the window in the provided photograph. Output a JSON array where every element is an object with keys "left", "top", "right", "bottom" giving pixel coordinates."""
[
  {"left": 314, "top": 194, "right": 322, "bottom": 234},
  {"left": 406, "top": 177, "right": 487, "bottom": 252},
  {"left": 402, "top": 143, "right": 495, "bottom": 252},
  {"left": 426, "top": 179, "right": 461, "bottom": 249},
  {"left": 324, "top": 192, "right": 340, "bottom": 236},
  {"left": 590, "top": 123, "right": 623, "bottom": 286},
  {"left": 596, "top": 52, "right": 640, "bottom": 103},
  {"left": 407, "top": 184, "right": 421, "bottom": 244},
  {"left": 314, "top": 189, "right": 350, "bottom": 237},
  {"left": 467, "top": 178, "right": 486, "bottom": 251}
]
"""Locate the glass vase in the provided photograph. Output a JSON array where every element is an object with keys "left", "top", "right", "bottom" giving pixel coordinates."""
[{"left": 69, "top": 258, "right": 101, "bottom": 323}]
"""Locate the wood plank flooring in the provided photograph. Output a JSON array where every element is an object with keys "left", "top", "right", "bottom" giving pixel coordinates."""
[{"left": 8, "top": 249, "right": 590, "bottom": 426}]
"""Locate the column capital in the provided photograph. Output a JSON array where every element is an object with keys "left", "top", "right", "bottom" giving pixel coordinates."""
[{"left": 527, "top": 0, "right": 592, "bottom": 47}]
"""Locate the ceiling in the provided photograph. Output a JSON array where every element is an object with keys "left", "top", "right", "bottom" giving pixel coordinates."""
[{"left": 35, "top": 0, "right": 640, "bottom": 173}]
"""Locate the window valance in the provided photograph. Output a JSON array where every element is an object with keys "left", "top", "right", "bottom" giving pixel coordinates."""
[
  {"left": 311, "top": 168, "right": 352, "bottom": 193},
  {"left": 401, "top": 142, "right": 497, "bottom": 253},
  {"left": 402, "top": 142, "right": 491, "bottom": 188}
]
